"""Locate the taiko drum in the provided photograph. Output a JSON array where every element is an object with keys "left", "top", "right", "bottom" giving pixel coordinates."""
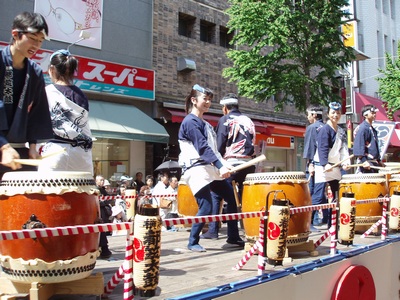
[
  {"left": 339, "top": 174, "right": 387, "bottom": 227},
  {"left": 242, "top": 172, "right": 312, "bottom": 246},
  {"left": 177, "top": 181, "right": 198, "bottom": 216},
  {"left": 0, "top": 171, "right": 100, "bottom": 283}
]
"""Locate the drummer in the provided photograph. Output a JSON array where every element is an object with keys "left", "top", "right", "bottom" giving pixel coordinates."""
[
  {"left": 303, "top": 104, "right": 324, "bottom": 197},
  {"left": 0, "top": 12, "right": 53, "bottom": 178},
  {"left": 202, "top": 93, "right": 256, "bottom": 240},
  {"left": 313, "top": 102, "right": 350, "bottom": 227},
  {"left": 353, "top": 104, "right": 381, "bottom": 173},
  {"left": 178, "top": 84, "right": 244, "bottom": 252}
]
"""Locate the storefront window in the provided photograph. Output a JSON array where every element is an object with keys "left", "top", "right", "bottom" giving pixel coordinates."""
[{"left": 92, "top": 138, "right": 130, "bottom": 184}]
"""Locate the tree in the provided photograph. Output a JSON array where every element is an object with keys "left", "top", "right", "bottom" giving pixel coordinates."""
[
  {"left": 377, "top": 48, "right": 400, "bottom": 121},
  {"left": 223, "top": 0, "right": 355, "bottom": 111}
]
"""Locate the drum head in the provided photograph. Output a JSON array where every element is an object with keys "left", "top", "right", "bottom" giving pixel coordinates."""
[
  {"left": 340, "top": 174, "right": 386, "bottom": 183},
  {"left": 0, "top": 171, "right": 96, "bottom": 196},
  {"left": 244, "top": 172, "right": 307, "bottom": 184}
]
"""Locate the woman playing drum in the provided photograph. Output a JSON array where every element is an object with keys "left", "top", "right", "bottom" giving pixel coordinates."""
[
  {"left": 178, "top": 84, "right": 244, "bottom": 252},
  {"left": 313, "top": 102, "right": 350, "bottom": 227}
]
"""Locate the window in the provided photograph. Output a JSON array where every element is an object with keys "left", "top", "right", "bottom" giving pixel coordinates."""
[
  {"left": 178, "top": 13, "right": 195, "bottom": 38},
  {"left": 377, "top": 30, "right": 384, "bottom": 69},
  {"left": 220, "top": 26, "right": 234, "bottom": 49},
  {"left": 390, "top": 0, "right": 395, "bottom": 19},
  {"left": 200, "top": 20, "right": 216, "bottom": 44},
  {"left": 383, "top": 0, "right": 389, "bottom": 14}
]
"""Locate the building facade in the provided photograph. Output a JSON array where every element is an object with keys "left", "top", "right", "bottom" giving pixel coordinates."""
[{"left": 152, "top": 0, "right": 307, "bottom": 173}]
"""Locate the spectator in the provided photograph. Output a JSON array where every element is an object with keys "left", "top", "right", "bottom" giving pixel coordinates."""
[
  {"left": 134, "top": 172, "right": 145, "bottom": 192},
  {"left": 95, "top": 175, "right": 113, "bottom": 259}
]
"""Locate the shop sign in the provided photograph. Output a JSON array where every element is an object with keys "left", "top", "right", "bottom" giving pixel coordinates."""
[
  {"left": 0, "top": 41, "right": 155, "bottom": 101},
  {"left": 257, "top": 134, "right": 294, "bottom": 149}
]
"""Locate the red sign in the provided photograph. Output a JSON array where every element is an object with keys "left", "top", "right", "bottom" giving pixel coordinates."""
[{"left": 0, "top": 41, "right": 155, "bottom": 100}]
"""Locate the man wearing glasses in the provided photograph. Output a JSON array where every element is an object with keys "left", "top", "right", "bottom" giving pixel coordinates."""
[
  {"left": 0, "top": 12, "right": 53, "bottom": 178},
  {"left": 353, "top": 104, "right": 381, "bottom": 173}
]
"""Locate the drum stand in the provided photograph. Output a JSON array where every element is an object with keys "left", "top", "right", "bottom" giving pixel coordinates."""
[
  {"left": 0, "top": 272, "right": 104, "bottom": 300},
  {"left": 287, "top": 240, "right": 319, "bottom": 257}
]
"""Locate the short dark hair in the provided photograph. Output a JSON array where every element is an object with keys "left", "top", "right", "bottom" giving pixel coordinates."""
[{"left": 11, "top": 12, "right": 48, "bottom": 44}]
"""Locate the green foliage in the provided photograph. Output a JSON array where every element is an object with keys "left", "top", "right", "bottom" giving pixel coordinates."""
[
  {"left": 377, "top": 49, "right": 400, "bottom": 120},
  {"left": 223, "top": 0, "right": 355, "bottom": 111}
]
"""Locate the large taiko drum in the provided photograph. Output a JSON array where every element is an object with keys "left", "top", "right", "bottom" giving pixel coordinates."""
[
  {"left": 177, "top": 181, "right": 198, "bottom": 216},
  {"left": 0, "top": 171, "right": 100, "bottom": 283},
  {"left": 339, "top": 174, "right": 387, "bottom": 227},
  {"left": 242, "top": 172, "right": 312, "bottom": 246}
]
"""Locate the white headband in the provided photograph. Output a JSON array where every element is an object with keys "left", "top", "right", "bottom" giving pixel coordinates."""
[
  {"left": 308, "top": 110, "right": 323, "bottom": 115},
  {"left": 19, "top": 27, "right": 50, "bottom": 41},
  {"left": 220, "top": 98, "right": 238, "bottom": 105},
  {"left": 363, "top": 108, "right": 378, "bottom": 116}
]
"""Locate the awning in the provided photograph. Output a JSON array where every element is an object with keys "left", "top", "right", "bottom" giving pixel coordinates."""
[
  {"left": 391, "top": 129, "right": 400, "bottom": 147},
  {"left": 352, "top": 48, "right": 370, "bottom": 61},
  {"left": 89, "top": 101, "right": 169, "bottom": 143},
  {"left": 354, "top": 94, "right": 400, "bottom": 148},
  {"left": 263, "top": 122, "right": 305, "bottom": 137},
  {"left": 167, "top": 109, "right": 272, "bottom": 135},
  {"left": 354, "top": 92, "right": 391, "bottom": 121}
]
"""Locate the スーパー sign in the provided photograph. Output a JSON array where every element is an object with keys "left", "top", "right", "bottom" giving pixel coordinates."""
[{"left": 0, "top": 41, "right": 155, "bottom": 101}]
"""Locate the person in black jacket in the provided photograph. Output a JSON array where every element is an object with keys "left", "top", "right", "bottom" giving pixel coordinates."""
[{"left": 96, "top": 175, "right": 113, "bottom": 259}]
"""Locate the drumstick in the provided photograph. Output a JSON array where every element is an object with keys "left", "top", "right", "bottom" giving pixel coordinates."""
[
  {"left": 232, "top": 180, "right": 241, "bottom": 208},
  {"left": 230, "top": 154, "right": 266, "bottom": 173},
  {"left": 323, "top": 154, "right": 354, "bottom": 173},
  {"left": 347, "top": 164, "right": 364, "bottom": 168},
  {"left": 12, "top": 148, "right": 67, "bottom": 166},
  {"left": 12, "top": 159, "right": 42, "bottom": 166},
  {"left": 41, "top": 147, "right": 66, "bottom": 158}
]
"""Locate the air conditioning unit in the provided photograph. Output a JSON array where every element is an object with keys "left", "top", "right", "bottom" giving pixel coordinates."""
[{"left": 177, "top": 57, "right": 196, "bottom": 72}]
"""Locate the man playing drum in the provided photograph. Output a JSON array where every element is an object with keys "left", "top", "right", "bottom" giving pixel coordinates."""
[
  {"left": 353, "top": 104, "right": 381, "bottom": 173},
  {"left": 303, "top": 104, "right": 324, "bottom": 200},
  {"left": 0, "top": 12, "right": 53, "bottom": 178},
  {"left": 201, "top": 93, "right": 256, "bottom": 240}
]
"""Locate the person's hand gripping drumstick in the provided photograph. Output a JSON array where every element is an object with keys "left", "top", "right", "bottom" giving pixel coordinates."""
[
  {"left": 0, "top": 144, "right": 22, "bottom": 170},
  {"left": 323, "top": 154, "right": 354, "bottom": 173}
]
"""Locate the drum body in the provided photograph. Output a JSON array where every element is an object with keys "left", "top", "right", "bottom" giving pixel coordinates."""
[
  {"left": 177, "top": 181, "right": 198, "bottom": 216},
  {"left": 339, "top": 174, "right": 387, "bottom": 227},
  {"left": 242, "top": 172, "right": 312, "bottom": 246},
  {"left": 0, "top": 171, "right": 100, "bottom": 283}
]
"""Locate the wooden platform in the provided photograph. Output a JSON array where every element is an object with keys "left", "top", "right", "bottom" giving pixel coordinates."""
[{"left": 0, "top": 273, "right": 104, "bottom": 300}]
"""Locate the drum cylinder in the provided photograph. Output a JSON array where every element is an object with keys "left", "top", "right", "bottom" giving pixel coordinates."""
[
  {"left": 388, "top": 174, "right": 400, "bottom": 196},
  {"left": 339, "top": 174, "right": 387, "bottom": 228},
  {"left": 134, "top": 204, "right": 161, "bottom": 297},
  {"left": 242, "top": 172, "right": 312, "bottom": 246},
  {"left": 0, "top": 171, "right": 99, "bottom": 283},
  {"left": 338, "top": 191, "right": 356, "bottom": 245},
  {"left": 125, "top": 188, "right": 137, "bottom": 220},
  {"left": 389, "top": 191, "right": 400, "bottom": 230},
  {"left": 266, "top": 192, "right": 290, "bottom": 266},
  {"left": 177, "top": 181, "right": 198, "bottom": 216}
]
